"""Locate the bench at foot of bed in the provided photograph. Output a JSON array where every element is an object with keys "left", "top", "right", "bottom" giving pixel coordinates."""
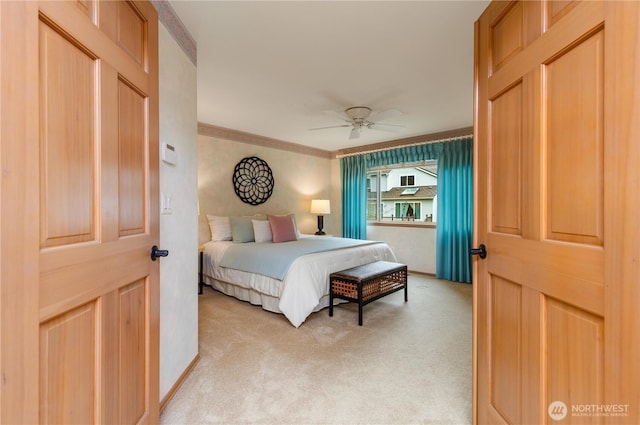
[{"left": 329, "top": 261, "right": 408, "bottom": 326}]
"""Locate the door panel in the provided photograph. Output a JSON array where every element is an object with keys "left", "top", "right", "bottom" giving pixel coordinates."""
[
  {"left": 491, "top": 1, "right": 522, "bottom": 72},
  {"left": 39, "top": 303, "right": 96, "bottom": 424},
  {"left": 546, "top": 30, "right": 604, "bottom": 246},
  {"left": 118, "top": 78, "right": 147, "bottom": 236},
  {"left": 100, "top": 0, "right": 147, "bottom": 67},
  {"left": 39, "top": 20, "right": 97, "bottom": 248},
  {"left": 546, "top": 299, "right": 604, "bottom": 416},
  {"left": 490, "top": 277, "right": 521, "bottom": 423},
  {"left": 119, "top": 280, "right": 147, "bottom": 424},
  {"left": 475, "top": 1, "right": 639, "bottom": 424},
  {"left": 548, "top": 1, "right": 579, "bottom": 28},
  {"left": 490, "top": 83, "right": 522, "bottom": 236}
]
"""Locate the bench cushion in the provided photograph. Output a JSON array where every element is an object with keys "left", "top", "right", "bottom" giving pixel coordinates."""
[{"left": 330, "top": 260, "right": 406, "bottom": 282}]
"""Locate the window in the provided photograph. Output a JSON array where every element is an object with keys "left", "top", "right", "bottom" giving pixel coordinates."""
[
  {"left": 367, "top": 161, "right": 437, "bottom": 224},
  {"left": 400, "top": 175, "right": 415, "bottom": 186},
  {"left": 395, "top": 202, "right": 421, "bottom": 220}
]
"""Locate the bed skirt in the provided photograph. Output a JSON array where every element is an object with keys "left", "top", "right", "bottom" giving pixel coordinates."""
[{"left": 203, "top": 275, "right": 339, "bottom": 315}]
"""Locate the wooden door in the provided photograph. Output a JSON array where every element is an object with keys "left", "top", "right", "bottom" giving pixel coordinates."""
[
  {"left": 0, "top": 1, "right": 159, "bottom": 423},
  {"left": 474, "top": 1, "right": 640, "bottom": 424}
]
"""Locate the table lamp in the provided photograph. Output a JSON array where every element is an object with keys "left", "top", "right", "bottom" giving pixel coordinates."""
[{"left": 310, "top": 199, "right": 331, "bottom": 235}]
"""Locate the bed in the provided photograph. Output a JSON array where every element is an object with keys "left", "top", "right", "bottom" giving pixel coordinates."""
[{"left": 202, "top": 233, "right": 396, "bottom": 327}]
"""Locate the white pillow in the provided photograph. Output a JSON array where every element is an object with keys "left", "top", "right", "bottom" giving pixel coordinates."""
[
  {"left": 206, "top": 215, "right": 232, "bottom": 241},
  {"left": 291, "top": 214, "right": 301, "bottom": 238},
  {"left": 252, "top": 219, "right": 272, "bottom": 243}
]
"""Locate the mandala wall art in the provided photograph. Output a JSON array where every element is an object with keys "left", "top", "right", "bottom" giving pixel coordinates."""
[{"left": 232, "top": 156, "right": 274, "bottom": 205}]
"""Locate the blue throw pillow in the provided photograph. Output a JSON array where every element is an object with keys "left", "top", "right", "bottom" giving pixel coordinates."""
[{"left": 230, "top": 216, "right": 255, "bottom": 243}]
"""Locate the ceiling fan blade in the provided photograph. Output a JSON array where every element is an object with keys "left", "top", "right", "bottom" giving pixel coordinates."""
[
  {"left": 308, "top": 124, "right": 351, "bottom": 131},
  {"left": 349, "top": 127, "right": 361, "bottom": 140},
  {"left": 370, "top": 109, "right": 402, "bottom": 123},
  {"left": 370, "top": 122, "right": 405, "bottom": 129}
]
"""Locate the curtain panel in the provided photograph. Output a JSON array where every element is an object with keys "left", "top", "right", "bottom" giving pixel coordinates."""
[
  {"left": 340, "top": 155, "right": 368, "bottom": 239},
  {"left": 435, "top": 138, "right": 473, "bottom": 283},
  {"left": 340, "top": 137, "right": 473, "bottom": 283}
]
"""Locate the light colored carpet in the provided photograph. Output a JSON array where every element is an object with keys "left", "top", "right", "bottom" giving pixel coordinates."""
[{"left": 160, "top": 274, "right": 473, "bottom": 425}]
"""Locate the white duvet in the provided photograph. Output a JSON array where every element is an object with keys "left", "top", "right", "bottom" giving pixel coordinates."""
[{"left": 203, "top": 236, "right": 396, "bottom": 327}]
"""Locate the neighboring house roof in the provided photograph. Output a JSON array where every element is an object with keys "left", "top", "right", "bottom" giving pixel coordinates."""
[
  {"left": 369, "top": 185, "right": 437, "bottom": 200},
  {"left": 415, "top": 163, "right": 438, "bottom": 178}
]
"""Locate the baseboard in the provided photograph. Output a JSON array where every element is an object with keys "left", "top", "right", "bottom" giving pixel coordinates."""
[
  {"left": 408, "top": 270, "right": 436, "bottom": 277},
  {"left": 160, "top": 352, "right": 201, "bottom": 412}
]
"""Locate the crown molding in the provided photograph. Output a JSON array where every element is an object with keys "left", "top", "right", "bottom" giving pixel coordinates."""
[
  {"left": 198, "top": 122, "right": 333, "bottom": 159},
  {"left": 151, "top": 0, "right": 197, "bottom": 66},
  {"left": 199, "top": 122, "right": 473, "bottom": 161}
]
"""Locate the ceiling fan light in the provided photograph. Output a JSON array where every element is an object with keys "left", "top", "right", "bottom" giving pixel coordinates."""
[{"left": 345, "top": 106, "right": 372, "bottom": 120}]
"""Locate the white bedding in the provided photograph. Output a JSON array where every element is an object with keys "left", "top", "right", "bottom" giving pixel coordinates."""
[{"left": 202, "top": 236, "right": 396, "bottom": 327}]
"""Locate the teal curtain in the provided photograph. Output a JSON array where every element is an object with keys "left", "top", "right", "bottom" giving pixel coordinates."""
[
  {"left": 436, "top": 138, "right": 473, "bottom": 283},
  {"left": 366, "top": 142, "right": 441, "bottom": 168},
  {"left": 340, "top": 155, "right": 368, "bottom": 239}
]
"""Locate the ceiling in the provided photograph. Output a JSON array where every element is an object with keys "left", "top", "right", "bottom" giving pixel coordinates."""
[{"left": 169, "top": 1, "right": 489, "bottom": 152}]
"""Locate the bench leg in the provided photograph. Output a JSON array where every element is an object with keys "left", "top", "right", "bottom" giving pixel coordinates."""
[
  {"left": 404, "top": 281, "right": 408, "bottom": 302},
  {"left": 329, "top": 287, "right": 334, "bottom": 317},
  {"left": 358, "top": 284, "right": 363, "bottom": 325}
]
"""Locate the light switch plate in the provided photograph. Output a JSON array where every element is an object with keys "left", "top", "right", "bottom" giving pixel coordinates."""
[
  {"left": 162, "top": 143, "right": 177, "bottom": 165},
  {"left": 161, "top": 192, "right": 173, "bottom": 215}
]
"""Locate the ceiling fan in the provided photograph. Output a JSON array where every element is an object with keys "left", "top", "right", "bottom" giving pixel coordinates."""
[{"left": 309, "top": 106, "right": 403, "bottom": 140}]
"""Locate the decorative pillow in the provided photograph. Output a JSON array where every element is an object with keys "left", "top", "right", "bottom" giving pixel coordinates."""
[
  {"left": 230, "top": 216, "right": 255, "bottom": 243},
  {"left": 252, "top": 219, "right": 272, "bottom": 243},
  {"left": 206, "top": 215, "right": 232, "bottom": 241},
  {"left": 268, "top": 214, "right": 298, "bottom": 243}
]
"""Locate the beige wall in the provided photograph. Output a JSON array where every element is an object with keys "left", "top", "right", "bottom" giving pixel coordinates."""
[
  {"left": 158, "top": 23, "right": 199, "bottom": 401},
  {"left": 198, "top": 135, "right": 336, "bottom": 242},
  {"left": 367, "top": 225, "right": 437, "bottom": 274}
]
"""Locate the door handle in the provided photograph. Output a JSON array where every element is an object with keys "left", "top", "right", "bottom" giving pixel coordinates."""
[
  {"left": 150, "top": 245, "right": 169, "bottom": 261},
  {"left": 469, "top": 244, "right": 487, "bottom": 259}
]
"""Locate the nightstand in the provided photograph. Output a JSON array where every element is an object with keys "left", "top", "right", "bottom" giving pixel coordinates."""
[{"left": 198, "top": 244, "right": 205, "bottom": 294}]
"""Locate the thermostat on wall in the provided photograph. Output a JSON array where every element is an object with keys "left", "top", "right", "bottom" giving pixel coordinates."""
[{"left": 162, "top": 143, "right": 177, "bottom": 165}]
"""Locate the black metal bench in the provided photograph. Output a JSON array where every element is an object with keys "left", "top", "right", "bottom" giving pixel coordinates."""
[{"left": 329, "top": 261, "right": 408, "bottom": 326}]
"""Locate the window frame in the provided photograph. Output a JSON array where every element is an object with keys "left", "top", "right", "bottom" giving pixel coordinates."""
[
  {"left": 366, "top": 160, "right": 437, "bottom": 227},
  {"left": 400, "top": 175, "right": 415, "bottom": 187},
  {"left": 394, "top": 201, "right": 421, "bottom": 220}
]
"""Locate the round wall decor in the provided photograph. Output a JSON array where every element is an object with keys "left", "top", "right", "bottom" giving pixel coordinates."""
[{"left": 232, "top": 156, "right": 274, "bottom": 205}]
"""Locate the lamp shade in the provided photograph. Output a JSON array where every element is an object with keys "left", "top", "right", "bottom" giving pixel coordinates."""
[{"left": 310, "top": 199, "right": 331, "bottom": 215}]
